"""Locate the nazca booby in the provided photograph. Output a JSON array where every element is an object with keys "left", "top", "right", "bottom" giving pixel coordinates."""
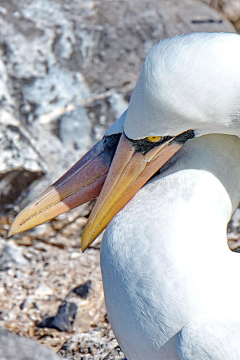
[{"left": 9, "top": 32, "right": 240, "bottom": 359}]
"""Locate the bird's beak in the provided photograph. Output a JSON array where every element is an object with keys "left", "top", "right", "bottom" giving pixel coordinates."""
[
  {"left": 8, "top": 134, "right": 121, "bottom": 237},
  {"left": 81, "top": 133, "right": 183, "bottom": 251}
]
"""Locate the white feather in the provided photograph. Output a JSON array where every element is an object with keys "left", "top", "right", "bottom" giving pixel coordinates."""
[{"left": 124, "top": 33, "right": 240, "bottom": 139}]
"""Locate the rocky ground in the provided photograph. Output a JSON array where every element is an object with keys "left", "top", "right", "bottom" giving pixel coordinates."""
[{"left": 0, "top": 0, "right": 240, "bottom": 359}]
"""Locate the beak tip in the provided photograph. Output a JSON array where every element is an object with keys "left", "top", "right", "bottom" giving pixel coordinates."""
[
  {"left": 7, "top": 210, "right": 26, "bottom": 238},
  {"left": 81, "top": 226, "right": 96, "bottom": 252},
  {"left": 7, "top": 230, "right": 12, "bottom": 238},
  {"left": 8, "top": 222, "right": 21, "bottom": 238},
  {"left": 81, "top": 237, "right": 89, "bottom": 253},
  {"left": 8, "top": 222, "right": 17, "bottom": 238}
]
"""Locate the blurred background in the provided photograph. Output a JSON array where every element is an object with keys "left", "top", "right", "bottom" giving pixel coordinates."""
[{"left": 0, "top": 0, "right": 239, "bottom": 359}]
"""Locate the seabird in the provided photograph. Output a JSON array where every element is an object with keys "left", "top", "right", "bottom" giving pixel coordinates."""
[{"left": 9, "top": 32, "right": 240, "bottom": 359}]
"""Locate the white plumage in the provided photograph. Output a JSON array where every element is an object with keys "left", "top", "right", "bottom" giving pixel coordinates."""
[
  {"left": 125, "top": 32, "right": 240, "bottom": 139},
  {"left": 99, "top": 32, "right": 240, "bottom": 359},
  {"left": 101, "top": 133, "right": 240, "bottom": 359}
]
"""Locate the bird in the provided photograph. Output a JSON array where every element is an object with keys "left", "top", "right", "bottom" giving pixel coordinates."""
[
  {"left": 9, "top": 32, "right": 240, "bottom": 359},
  {"left": 101, "top": 133, "right": 240, "bottom": 360}
]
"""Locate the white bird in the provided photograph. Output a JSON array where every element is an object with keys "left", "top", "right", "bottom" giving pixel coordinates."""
[
  {"left": 9, "top": 32, "right": 240, "bottom": 359},
  {"left": 101, "top": 133, "right": 240, "bottom": 360}
]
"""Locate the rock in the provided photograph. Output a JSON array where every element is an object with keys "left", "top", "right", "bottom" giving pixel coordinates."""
[
  {"left": 71, "top": 280, "right": 92, "bottom": 299},
  {"left": 201, "top": 0, "right": 240, "bottom": 24},
  {"left": 0, "top": 239, "right": 28, "bottom": 270},
  {"left": 79, "top": 0, "right": 235, "bottom": 94},
  {"left": 0, "top": 326, "right": 62, "bottom": 360},
  {"left": 35, "top": 284, "right": 54, "bottom": 298},
  {"left": 0, "top": 1, "right": 92, "bottom": 210},
  {"left": 0, "top": 57, "right": 44, "bottom": 209},
  {"left": 108, "top": 94, "right": 129, "bottom": 120},
  {"left": 222, "top": 0, "right": 240, "bottom": 23},
  {"left": 37, "top": 302, "right": 78, "bottom": 332},
  {"left": 59, "top": 106, "right": 91, "bottom": 154}
]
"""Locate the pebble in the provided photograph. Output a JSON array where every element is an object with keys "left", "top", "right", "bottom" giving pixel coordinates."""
[
  {"left": 34, "top": 284, "right": 54, "bottom": 298},
  {"left": 72, "top": 281, "right": 92, "bottom": 299},
  {"left": 0, "top": 240, "right": 29, "bottom": 271},
  {"left": 37, "top": 302, "right": 78, "bottom": 332}
]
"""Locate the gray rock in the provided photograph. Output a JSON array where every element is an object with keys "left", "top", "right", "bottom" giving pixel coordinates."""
[
  {"left": 0, "top": 56, "right": 45, "bottom": 210},
  {"left": 37, "top": 302, "right": 78, "bottom": 332},
  {"left": 0, "top": 326, "right": 62, "bottom": 360},
  {"left": 0, "top": 122, "right": 45, "bottom": 209},
  {"left": 0, "top": 239, "right": 28, "bottom": 270},
  {"left": 22, "top": 66, "right": 90, "bottom": 122},
  {"left": 59, "top": 106, "right": 91, "bottom": 154},
  {"left": 201, "top": 0, "right": 240, "bottom": 23},
  {"left": 79, "top": 0, "right": 235, "bottom": 93},
  {"left": 71, "top": 280, "right": 92, "bottom": 299}
]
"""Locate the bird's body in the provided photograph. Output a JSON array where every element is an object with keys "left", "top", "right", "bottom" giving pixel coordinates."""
[
  {"left": 9, "top": 32, "right": 240, "bottom": 359},
  {"left": 101, "top": 134, "right": 240, "bottom": 359}
]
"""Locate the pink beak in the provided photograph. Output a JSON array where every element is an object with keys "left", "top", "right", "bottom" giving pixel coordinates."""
[{"left": 8, "top": 133, "right": 121, "bottom": 236}]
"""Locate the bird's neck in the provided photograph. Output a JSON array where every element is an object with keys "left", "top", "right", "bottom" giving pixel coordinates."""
[{"left": 160, "top": 133, "right": 240, "bottom": 214}]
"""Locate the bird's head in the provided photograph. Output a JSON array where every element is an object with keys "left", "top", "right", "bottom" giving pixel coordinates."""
[
  {"left": 125, "top": 32, "right": 240, "bottom": 139},
  {"left": 9, "top": 32, "right": 240, "bottom": 250}
]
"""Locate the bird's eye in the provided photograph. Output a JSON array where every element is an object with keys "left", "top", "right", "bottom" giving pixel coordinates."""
[{"left": 146, "top": 136, "right": 162, "bottom": 143}]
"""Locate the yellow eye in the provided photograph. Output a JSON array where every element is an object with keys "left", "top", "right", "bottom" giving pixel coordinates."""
[{"left": 147, "top": 136, "right": 162, "bottom": 143}]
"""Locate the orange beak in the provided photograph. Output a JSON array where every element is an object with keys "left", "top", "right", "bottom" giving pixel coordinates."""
[
  {"left": 9, "top": 127, "right": 192, "bottom": 249},
  {"left": 8, "top": 134, "right": 120, "bottom": 236},
  {"left": 80, "top": 133, "right": 183, "bottom": 251}
]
